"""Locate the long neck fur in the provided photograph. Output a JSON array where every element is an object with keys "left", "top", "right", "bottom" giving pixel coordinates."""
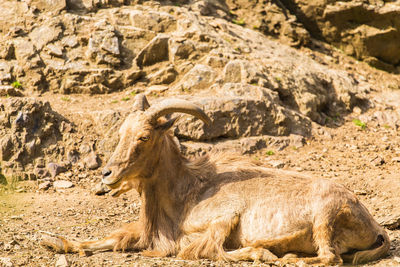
[{"left": 135, "top": 131, "right": 216, "bottom": 255}]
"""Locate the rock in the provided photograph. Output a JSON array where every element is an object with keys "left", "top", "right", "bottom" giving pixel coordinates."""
[
  {"left": 13, "top": 38, "right": 36, "bottom": 61},
  {"left": 0, "top": 86, "right": 24, "bottom": 97},
  {"left": 135, "top": 34, "right": 169, "bottom": 67},
  {"left": 29, "top": 21, "right": 63, "bottom": 50},
  {"left": 280, "top": 0, "right": 400, "bottom": 70},
  {"left": 0, "top": 257, "right": 13, "bottom": 267},
  {"left": 354, "top": 189, "right": 367, "bottom": 196},
  {"left": 370, "top": 156, "right": 385, "bottom": 166},
  {"left": 55, "top": 254, "right": 69, "bottom": 267},
  {"left": 62, "top": 36, "right": 78, "bottom": 48},
  {"left": 268, "top": 160, "right": 285, "bottom": 169},
  {"left": 0, "top": 99, "right": 68, "bottom": 180},
  {"left": 176, "top": 64, "right": 216, "bottom": 92},
  {"left": 30, "top": 0, "right": 66, "bottom": 13},
  {"left": 38, "top": 181, "right": 52, "bottom": 190},
  {"left": 124, "top": 69, "right": 144, "bottom": 86},
  {"left": 84, "top": 153, "right": 100, "bottom": 170},
  {"left": 148, "top": 65, "right": 177, "bottom": 85},
  {"left": 93, "top": 182, "right": 111, "bottom": 196},
  {"left": 34, "top": 167, "right": 50, "bottom": 179},
  {"left": 174, "top": 96, "right": 311, "bottom": 141},
  {"left": 392, "top": 157, "right": 400, "bottom": 163},
  {"left": 53, "top": 180, "right": 74, "bottom": 189},
  {"left": 86, "top": 22, "right": 121, "bottom": 66},
  {"left": 46, "top": 44, "right": 64, "bottom": 57},
  {"left": 169, "top": 39, "right": 196, "bottom": 61},
  {"left": 47, "top": 163, "right": 67, "bottom": 178},
  {"left": 128, "top": 10, "right": 176, "bottom": 33},
  {"left": 67, "top": 150, "right": 80, "bottom": 164}
]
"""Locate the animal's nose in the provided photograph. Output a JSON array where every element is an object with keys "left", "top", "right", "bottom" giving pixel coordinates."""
[{"left": 102, "top": 169, "right": 112, "bottom": 177}]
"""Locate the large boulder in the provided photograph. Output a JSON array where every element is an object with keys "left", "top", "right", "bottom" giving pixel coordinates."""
[{"left": 0, "top": 98, "right": 72, "bottom": 179}]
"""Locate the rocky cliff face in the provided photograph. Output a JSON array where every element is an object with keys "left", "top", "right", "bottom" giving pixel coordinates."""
[{"left": 228, "top": 0, "right": 400, "bottom": 72}]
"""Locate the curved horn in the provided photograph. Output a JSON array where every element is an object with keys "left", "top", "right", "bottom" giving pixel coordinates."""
[
  {"left": 133, "top": 94, "right": 150, "bottom": 111},
  {"left": 145, "top": 99, "right": 211, "bottom": 125}
]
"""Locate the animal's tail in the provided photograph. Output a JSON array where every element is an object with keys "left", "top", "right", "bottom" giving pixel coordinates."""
[{"left": 343, "top": 231, "right": 390, "bottom": 265}]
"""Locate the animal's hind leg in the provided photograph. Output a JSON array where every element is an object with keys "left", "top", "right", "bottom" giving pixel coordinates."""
[
  {"left": 41, "top": 221, "right": 141, "bottom": 255},
  {"left": 280, "top": 220, "right": 343, "bottom": 265}
]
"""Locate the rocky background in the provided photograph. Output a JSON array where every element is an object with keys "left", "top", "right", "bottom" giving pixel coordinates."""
[
  {"left": 0, "top": 0, "right": 383, "bottom": 180},
  {"left": 1, "top": 0, "right": 400, "bottom": 266}
]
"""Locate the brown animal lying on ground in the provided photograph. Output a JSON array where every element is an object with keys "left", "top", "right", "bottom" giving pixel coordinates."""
[{"left": 41, "top": 95, "right": 390, "bottom": 265}]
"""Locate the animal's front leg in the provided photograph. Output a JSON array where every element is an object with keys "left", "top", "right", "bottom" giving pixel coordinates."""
[{"left": 41, "top": 221, "right": 141, "bottom": 255}]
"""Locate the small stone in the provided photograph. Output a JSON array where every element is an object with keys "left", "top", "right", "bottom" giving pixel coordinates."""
[
  {"left": 62, "top": 36, "right": 78, "bottom": 48},
  {"left": 34, "top": 167, "right": 50, "bottom": 179},
  {"left": 47, "top": 163, "right": 67, "bottom": 178},
  {"left": 67, "top": 150, "right": 80, "bottom": 164},
  {"left": 53, "top": 180, "right": 74, "bottom": 189},
  {"left": 55, "top": 254, "right": 69, "bottom": 267},
  {"left": 0, "top": 257, "right": 13, "bottom": 267},
  {"left": 269, "top": 160, "right": 285, "bottom": 169},
  {"left": 84, "top": 153, "right": 100, "bottom": 170},
  {"left": 370, "top": 156, "right": 385, "bottom": 166},
  {"left": 79, "top": 143, "right": 92, "bottom": 154},
  {"left": 93, "top": 182, "right": 111, "bottom": 196},
  {"left": 354, "top": 189, "right": 367, "bottom": 195},
  {"left": 38, "top": 181, "right": 51, "bottom": 190},
  {"left": 353, "top": 106, "right": 362, "bottom": 115},
  {"left": 4, "top": 240, "right": 18, "bottom": 251},
  {"left": 392, "top": 157, "right": 400, "bottom": 162},
  {"left": 46, "top": 44, "right": 63, "bottom": 57}
]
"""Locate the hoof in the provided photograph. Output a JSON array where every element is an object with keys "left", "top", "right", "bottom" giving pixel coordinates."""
[{"left": 40, "top": 232, "right": 69, "bottom": 253}]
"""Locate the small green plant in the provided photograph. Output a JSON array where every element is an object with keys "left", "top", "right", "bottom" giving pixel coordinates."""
[
  {"left": 11, "top": 81, "right": 22, "bottom": 89},
  {"left": 353, "top": 119, "right": 366, "bottom": 130},
  {"left": 130, "top": 90, "right": 137, "bottom": 96},
  {"left": 122, "top": 97, "right": 130, "bottom": 101},
  {"left": 383, "top": 124, "right": 391, "bottom": 129},
  {"left": 111, "top": 100, "right": 118, "bottom": 104},
  {"left": 61, "top": 96, "right": 70, "bottom": 102},
  {"left": 253, "top": 25, "right": 259, "bottom": 30},
  {"left": 254, "top": 156, "right": 260, "bottom": 161},
  {"left": 274, "top": 76, "right": 282, "bottom": 83},
  {"left": 232, "top": 18, "right": 245, "bottom": 26},
  {"left": 266, "top": 150, "right": 275, "bottom": 156}
]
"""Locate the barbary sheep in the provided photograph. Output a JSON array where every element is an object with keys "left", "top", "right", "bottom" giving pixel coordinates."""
[{"left": 41, "top": 94, "right": 390, "bottom": 265}]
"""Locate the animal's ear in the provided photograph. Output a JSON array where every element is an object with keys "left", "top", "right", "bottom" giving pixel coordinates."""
[
  {"left": 155, "top": 116, "right": 180, "bottom": 131},
  {"left": 133, "top": 94, "right": 150, "bottom": 111}
]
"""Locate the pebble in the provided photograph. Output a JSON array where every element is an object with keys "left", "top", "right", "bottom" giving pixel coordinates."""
[
  {"left": 370, "top": 156, "right": 385, "bottom": 166},
  {"left": 53, "top": 180, "right": 74, "bottom": 189},
  {"left": 268, "top": 160, "right": 285, "bottom": 169},
  {"left": 47, "top": 163, "right": 66, "bottom": 178},
  {"left": 84, "top": 153, "right": 100, "bottom": 170},
  {"left": 55, "top": 255, "right": 69, "bottom": 267},
  {"left": 0, "top": 257, "right": 13, "bottom": 267},
  {"left": 391, "top": 157, "right": 400, "bottom": 162},
  {"left": 38, "top": 181, "right": 52, "bottom": 190}
]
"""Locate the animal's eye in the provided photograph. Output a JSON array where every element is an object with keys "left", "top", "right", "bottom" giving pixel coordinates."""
[{"left": 138, "top": 136, "right": 149, "bottom": 142}]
